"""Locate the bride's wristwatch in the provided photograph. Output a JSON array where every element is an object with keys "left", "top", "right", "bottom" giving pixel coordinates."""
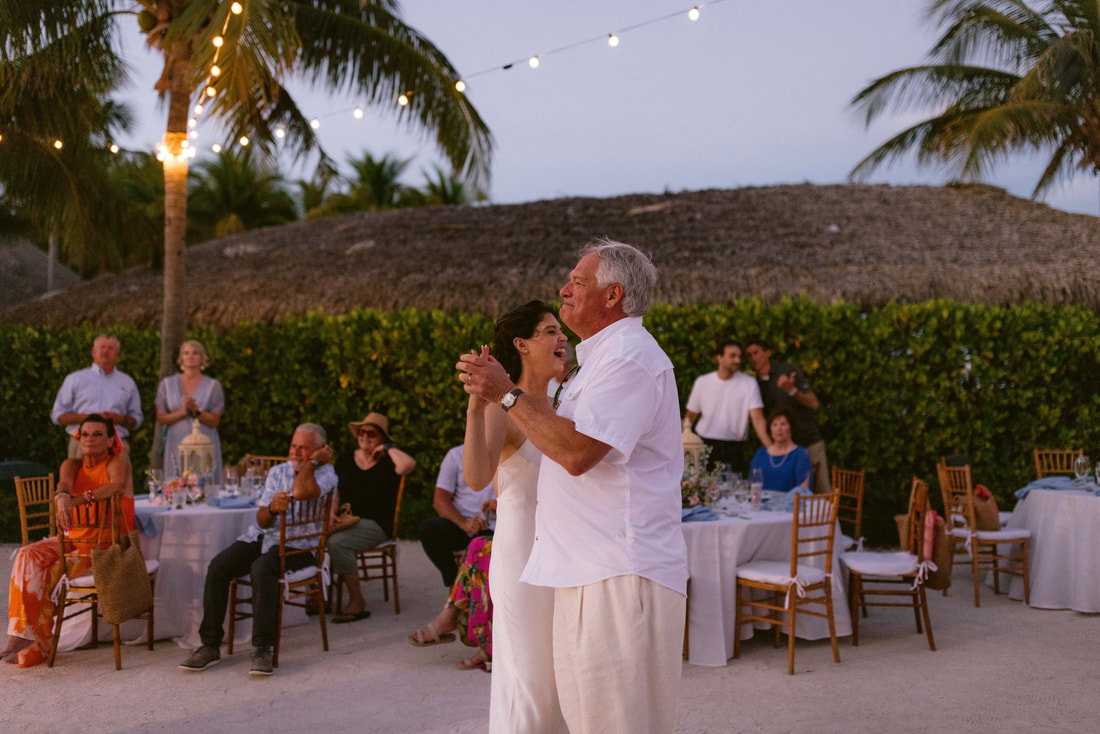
[{"left": 501, "top": 388, "right": 524, "bottom": 412}]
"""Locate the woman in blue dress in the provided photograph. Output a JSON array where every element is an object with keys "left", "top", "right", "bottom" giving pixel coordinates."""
[
  {"left": 749, "top": 408, "right": 812, "bottom": 492},
  {"left": 155, "top": 340, "right": 224, "bottom": 481}
]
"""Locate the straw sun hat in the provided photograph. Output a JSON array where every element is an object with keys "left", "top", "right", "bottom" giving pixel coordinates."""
[{"left": 347, "top": 412, "right": 392, "bottom": 442}]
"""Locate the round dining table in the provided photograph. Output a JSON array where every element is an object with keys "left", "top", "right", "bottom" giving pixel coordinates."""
[
  {"left": 681, "top": 509, "right": 852, "bottom": 666},
  {"left": 1004, "top": 486, "right": 1100, "bottom": 612}
]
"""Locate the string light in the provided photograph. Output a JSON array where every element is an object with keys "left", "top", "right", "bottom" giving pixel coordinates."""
[
  {"left": 239, "top": 136, "right": 249, "bottom": 146},
  {"left": 528, "top": 56, "right": 540, "bottom": 69},
  {"left": 212, "top": 36, "right": 224, "bottom": 48},
  {"left": 188, "top": 118, "right": 197, "bottom": 128},
  {"left": 689, "top": 7, "right": 700, "bottom": 21},
  {"left": 608, "top": 34, "right": 620, "bottom": 47},
  {"left": 310, "top": 118, "right": 320, "bottom": 129},
  {"left": 54, "top": 140, "right": 63, "bottom": 149},
  {"left": 455, "top": 80, "right": 466, "bottom": 93},
  {"left": 194, "top": 104, "right": 204, "bottom": 115},
  {"left": 110, "top": 144, "right": 119, "bottom": 153},
  {"left": 353, "top": 107, "right": 364, "bottom": 118},
  {"left": 189, "top": 130, "right": 198, "bottom": 139},
  {"left": 206, "top": 86, "right": 216, "bottom": 97},
  {"left": 274, "top": 126, "right": 286, "bottom": 139},
  {"left": 210, "top": 64, "right": 221, "bottom": 77},
  {"left": 230, "top": 2, "right": 243, "bottom": 13},
  {"left": 212, "top": 143, "right": 222, "bottom": 153},
  {"left": 398, "top": 94, "right": 409, "bottom": 106}
]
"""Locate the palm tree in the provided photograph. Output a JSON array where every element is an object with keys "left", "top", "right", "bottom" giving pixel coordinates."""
[
  {"left": 345, "top": 151, "right": 415, "bottom": 210},
  {"left": 849, "top": 0, "right": 1100, "bottom": 199},
  {"left": 187, "top": 150, "right": 298, "bottom": 242},
  {"left": 4, "top": 1, "right": 492, "bottom": 380},
  {"left": 419, "top": 164, "right": 484, "bottom": 206}
]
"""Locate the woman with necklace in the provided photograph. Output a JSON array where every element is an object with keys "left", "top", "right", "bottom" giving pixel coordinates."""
[
  {"left": 156, "top": 340, "right": 224, "bottom": 481},
  {"left": 749, "top": 408, "right": 813, "bottom": 492}
]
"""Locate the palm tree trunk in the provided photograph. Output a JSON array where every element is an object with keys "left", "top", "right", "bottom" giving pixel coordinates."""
[
  {"left": 47, "top": 226, "right": 57, "bottom": 293},
  {"left": 159, "top": 42, "right": 193, "bottom": 381}
]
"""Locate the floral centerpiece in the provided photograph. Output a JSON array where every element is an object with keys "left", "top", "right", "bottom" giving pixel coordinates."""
[{"left": 682, "top": 446, "right": 721, "bottom": 508}]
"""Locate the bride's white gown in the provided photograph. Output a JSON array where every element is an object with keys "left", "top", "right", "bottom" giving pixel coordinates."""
[{"left": 488, "top": 440, "right": 567, "bottom": 734}]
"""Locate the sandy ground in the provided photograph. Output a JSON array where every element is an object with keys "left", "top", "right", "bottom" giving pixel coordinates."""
[{"left": 3, "top": 539, "right": 1097, "bottom": 734}]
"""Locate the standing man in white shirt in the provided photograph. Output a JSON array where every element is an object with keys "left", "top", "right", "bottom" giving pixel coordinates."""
[
  {"left": 458, "top": 239, "right": 687, "bottom": 734},
  {"left": 684, "top": 338, "right": 771, "bottom": 470},
  {"left": 50, "top": 333, "right": 143, "bottom": 458}
]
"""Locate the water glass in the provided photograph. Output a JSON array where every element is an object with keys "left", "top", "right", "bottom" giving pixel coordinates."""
[
  {"left": 1074, "top": 455, "right": 1090, "bottom": 484},
  {"left": 224, "top": 467, "right": 240, "bottom": 497}
]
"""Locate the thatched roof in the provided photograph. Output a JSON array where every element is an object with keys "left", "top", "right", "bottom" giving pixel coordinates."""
[
  {"left": 0, "top": 239, "right": 82, "bottom": 311},
  {"left": 3, "top": 183, "right": 1099, "bottom": 329}
]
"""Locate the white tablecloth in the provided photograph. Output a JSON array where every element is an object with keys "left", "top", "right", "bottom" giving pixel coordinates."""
[
  {"left": 682, "top": 511, "right": 852, "bottom": 666},
  {"left": 56, "top": 500, "right": 307, "bottom": 653},
  {"left": 1005, "top": 488, "right": 1100, "bottom": 612}
]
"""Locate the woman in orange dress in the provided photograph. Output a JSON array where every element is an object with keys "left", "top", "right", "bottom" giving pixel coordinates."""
[{"left": 3, "top": 414, "right": 134, "bottom": 667}]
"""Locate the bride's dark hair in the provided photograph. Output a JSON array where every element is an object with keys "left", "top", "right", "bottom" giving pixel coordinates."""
[{"left": 491, "top": 300, "right": 555, "bottom": 382}]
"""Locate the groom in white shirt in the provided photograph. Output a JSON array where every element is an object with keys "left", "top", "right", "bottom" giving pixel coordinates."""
[{"left": 458, "top": 239, "right": 687, "bottom": 734}]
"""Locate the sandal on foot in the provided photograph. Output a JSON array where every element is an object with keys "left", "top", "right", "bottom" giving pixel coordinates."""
[
  {"left": 407, "top": 621, "right": 456, "bottom": 647},
  {"left": 457, "top": 648, "right": 491, "bottom": 673}
]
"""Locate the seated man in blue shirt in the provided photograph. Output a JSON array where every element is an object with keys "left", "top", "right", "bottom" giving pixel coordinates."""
[{"left": 180, "top": 423, "right": 337, "bottom": 677}]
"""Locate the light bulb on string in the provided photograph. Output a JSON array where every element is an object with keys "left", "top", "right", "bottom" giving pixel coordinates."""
[
  {"left": 181, "top": 140, "right": 189, "bottom": 149},
  {"left": 110, "top": 144, "right": 119, "bottom": 153},
  {"left": 194, "top": 104, "right": 204, "bottom": 115},
  {"left": 188, "top": 118, "right": 197, "bottom": 128},
  {"left": 608, "top": 34, "right": 620, "bottom": 48},
  {"left": 188, "top": 147, "right": 196, "bottom": 158},
  {"left": 688, "top": 7, "right": 700, "bottom": 21},
  {"left": 528, "top": 56, "right": 540, "bottom": 69},
  {"left": 212, "top": 143, "right": 222, "bottom": 153},
  {"left": 310, "top": 118, "right": 320, "bottom": 129},
  {"left": 230, "top": 2, "right": 243, "bottom": 13},
  {"left": 212, "top": 36, "right": 223, "bottom": 48},
  {"left": 455, "top": 80, "right": 466, "bottom": 93},
  {"left": 274, "top": 127, "right": 286, "bottom": 139},
  {"left": 189, "top": 130, "right": 198, "bottom": 140},
  {"left": 239, "top": 136, "right": 249, "bottom": 146},
  {"left": 353, "top": 107, "right": 363, "bottom": 119},
  {"left": 54, "top": 140, "right": 63, "bottom": 149},
  {"left": 210, "top": 65, "right": 221, "bottom": 77},
  {"left": 157, "top": 152, "right": 166, "bottom": 162},
  {"left": 206, "top": 86, "right": 216, "bottom": 97},
  {"left": 398, "top": 94, "right": 409, "bottom": 106}
]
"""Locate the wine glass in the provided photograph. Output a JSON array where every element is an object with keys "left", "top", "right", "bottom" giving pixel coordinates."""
[
  {"left": 749, "top": 467, "right": 764, "bottom": 510},
  {"left": 732, "top": 479, "right": 750, "bottom": 518},
  {"left": 1074, "top": 455, "right": 1090, "bottom": 485}
]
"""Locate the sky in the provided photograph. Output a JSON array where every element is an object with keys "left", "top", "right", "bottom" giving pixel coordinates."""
[{"left": 114, "top": 0, "right": 1100, "bottom": 216}]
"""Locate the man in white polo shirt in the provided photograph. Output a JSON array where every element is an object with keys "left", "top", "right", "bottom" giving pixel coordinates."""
[
  {"left": 458, "top": 239, "right": 687, "bottom": 734},
  {"left": 684, "top": 338, "right": 770, "bottom": 471}
]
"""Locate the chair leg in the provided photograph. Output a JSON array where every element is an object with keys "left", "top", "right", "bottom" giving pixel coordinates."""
[
  {"left": 825, "top": 585, "right": 839, "bottom": 664},
  {"left": 317, "top": 586, "right": 329, "bottom": 652},
  {"left": 912, "top": 587, "right": 923, "bottom": 634},
  {"left": 91, "top": 601, "right": 99, "bottom": 647},
  {"left": 391, "top": 553, "right": 401, "bottom": 615},
  {"left": 732, "top": 581, "right": 743, "bottom": 660},
  {"left": 47, "top": 599, "right": 67, "bottom": 667},
  {"left": 786, "top": 599, "right": 797, "bottom": 675},
  {"left": 991, "top": 552, "right": 1001, "bottom": 595},
  {"left": 147, "top": 574, "right": 156, "bottom": 651},
  {"left": 273, "top": 583, "right": 284, "bottom": 669},
  {"left": 918, "top": 585, "right": 935, "bottom": 651},
  {"left": 227, "top": 580, "right": 238, "bottom": 655},
  {"left": 849, "top": 574, "right": 861, "bottom": 647},
  {"left": 971, "top": 546, "right": 982, "bottom": 607},
  {"left": 113, "top": 624, "right": 122, "bottom": 671},
  {"left": 1021, "top": 539, "right": 1030, "bottom": 605}
]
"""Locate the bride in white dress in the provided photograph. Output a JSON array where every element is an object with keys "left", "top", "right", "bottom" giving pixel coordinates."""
[{"left": 463, "top": 301, "right": 570, "bottom": 734}]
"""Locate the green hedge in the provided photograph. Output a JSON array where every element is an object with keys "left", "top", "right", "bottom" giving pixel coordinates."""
[{"left": 2, "top": 300, "right": 1097, "bottom": 544}]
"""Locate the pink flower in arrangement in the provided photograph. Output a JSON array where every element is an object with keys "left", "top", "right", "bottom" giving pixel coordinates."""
[{"left": 688, "top": 494, "right": 700, "bottom": 507}]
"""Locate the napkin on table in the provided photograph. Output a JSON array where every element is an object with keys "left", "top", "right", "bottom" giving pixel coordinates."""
[{"left": 681, "top": 506, "right": 719, "bottom": 522}]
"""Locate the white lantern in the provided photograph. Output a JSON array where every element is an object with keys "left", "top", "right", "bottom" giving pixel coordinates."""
[
  {"left": 682, "top": 426, "right": 708, "bottom": 475},
  {"left": 179, "top": 418, "right": 215, "bottom": 484}
]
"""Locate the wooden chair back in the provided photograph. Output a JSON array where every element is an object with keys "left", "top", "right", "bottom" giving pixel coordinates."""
[
  {"left": 907, "top": 479, "right": 930, "bottom": 558},
  {"left": 831, "top": 467, "right": 865, "bottom": 540},
  {"left": 56, "top": 495, "right": 121, "bottom": 573},
  {"left": 15, "top": 474, "right": 56, "bottom": 545},
  {"left": 278, "top": 491, "right": 336, "bottom": 574},
  {"left": 789, "top": 492, "right": 840, "bottom": 577},
  {"left": 1033, "top": 449, "right": 1082, "bottom": 479},
  {"left": 239, "top": 454, "right": 287, "bottom": 477},
  {"left": 937, "top": 463, "right": 975, "bottom": 533},
  {"left": 389, "top": 476, "right": 406, "bottom": 541}
]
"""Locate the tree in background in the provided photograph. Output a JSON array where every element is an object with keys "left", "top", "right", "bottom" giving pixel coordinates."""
[
  {"left": 3, "top": 0, "right": 492, "bottom": 386},
  {"left": 187, "top": 150, "right": 297, "bottom": 242},
  {"left": 850, "top": 0, "right": 1100, "bottom": 198}
]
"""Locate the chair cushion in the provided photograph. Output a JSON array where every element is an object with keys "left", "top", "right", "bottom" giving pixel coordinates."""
[
  {"left": 840, "top": 533, "right": 856, "bottom": 551},
  {"left": 285, "top": 565, "right": 320, "bottom": 584},
  {"left": 841, "top": 551, "right": 919, "bottom": 577},
  {"left": 976, "top": 528, "right": 1030, "bottom": 541},
  {"left": 145, "top": 559, "right": 159, "bottom": 574},
  {"left": 950, "top": 526, "right": 970, "bottom": 539},
  {"left": 736, "top": 560, "right": 826, "bottom": 587},
  {"left": 70, "top": 559, "right": 159, "bottom": 587}
]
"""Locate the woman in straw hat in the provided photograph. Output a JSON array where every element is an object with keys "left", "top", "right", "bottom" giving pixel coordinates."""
[{"left": 329, "top": 412, "right": 415, "bottom": 623}]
